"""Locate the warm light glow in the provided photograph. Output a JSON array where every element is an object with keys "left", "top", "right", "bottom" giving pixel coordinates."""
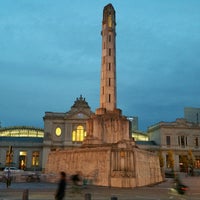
[
  {"left": 0, "top": 128, "right": 44, "bottom": 138},
  {"left": 20, "top": 151, "right": 27, "bottom": 156},
  {"left": 108, "top": 14, "right": 112, "bottom": 27},
  {"left": 32, "top": 151, "right": 39, "bottom": 166},
  {"left": 72, "top": 125, "right": 87, "bottom": 142},
  {"left": 55, "top": 127, "right": 62, "bottom": 136},
  {"left": 132, "top": 133, "right": 148, "bottom": 141}
]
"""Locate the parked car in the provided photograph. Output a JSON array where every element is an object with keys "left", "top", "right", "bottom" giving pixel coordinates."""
[{"left": 3, "top": 167, "right": 24, "bottom": 173}]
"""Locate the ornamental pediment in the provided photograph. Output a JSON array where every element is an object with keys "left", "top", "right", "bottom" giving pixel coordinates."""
[
  {"left": 174, "top": 118, "right": 197, "bottom": 128},
  {"left": 65, "top": 112, "right": 90, "bottom": 120}
]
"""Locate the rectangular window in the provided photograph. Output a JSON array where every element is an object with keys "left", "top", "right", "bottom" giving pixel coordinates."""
[
  {"left": 195, "top": 156, "right": 200, "bottom": 168},
  {"left": 178, "top": 136, "right": 188, "bottom": 147},
  {"left": 32, "top": 151, "right": 39, "bottom": 166},
  {"left": 109, "top": 35, "right": 111, "bottom": 42},
  {"left": 195, "top": 137, "right": 199, "bottom": 147},
  {"left": 109, "top": 78, "right": 111, "bottom": 86},
  {"left": 108, "top": 94, "right": 111, "bottom": 103},
  {"left": 109, "top": 48, "right": 111, "bottom": 56},
  {"left": 166, "top": 136, "right": 171, "bottom": 146},
  {"left": 108, "top": 63, "right": 111, "bottom": 71},
  {"left": 181, "top": 136, "right": 185, "bottom": 146}
]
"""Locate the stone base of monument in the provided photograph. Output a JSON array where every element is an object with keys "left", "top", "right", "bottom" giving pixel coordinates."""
[{"left": 45, "top": 141, "right": 163, "bottom": 188}]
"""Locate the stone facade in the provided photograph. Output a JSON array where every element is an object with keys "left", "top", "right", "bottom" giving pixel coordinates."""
[
  {"left": 148, "top": 118, "right": 200, "bottom": 172},
  {"left": 84, "top": 109, "right": 130, "bottom": 145},
  {"left": 45, "top": 142, "right": 162, "bottom": 187},
  {"left": 42, "top": 95, "right": 93, "bottom": 169}
]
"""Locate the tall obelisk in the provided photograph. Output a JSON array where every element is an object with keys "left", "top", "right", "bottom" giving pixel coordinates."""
[
  {"left": 84, "top": 4, "right": 130, "bottom": 144},
  {"left": 99, "top": 4, "right": 116, "bottom": 111}
]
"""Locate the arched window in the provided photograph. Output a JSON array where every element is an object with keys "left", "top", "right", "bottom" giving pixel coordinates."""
[{"left": 72, "top": 125, "right": 87, "bottom": 142}]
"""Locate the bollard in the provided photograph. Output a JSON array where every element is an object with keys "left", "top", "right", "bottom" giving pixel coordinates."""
[
  {"left": 85, "top": 193, "right": 91, "bottom": 200},
  {"left": 22, "top": 189, "right": 29, "bottom": 200},
  {"left": 111, "top": 197, "right": 118, "bottom": 200}
]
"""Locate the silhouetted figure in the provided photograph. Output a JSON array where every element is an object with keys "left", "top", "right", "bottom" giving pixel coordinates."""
[
  {"left": 174, "top": 173, "right": 188, "bottom": 195},
  {"left": 55, "top": 171, "right": 67, "bottom": 200},
  {"left": 6, "top": 169, "right": 11, "bottom": 188},
  {"left": 71, "top": 171, "right": 82, "bottom": 186}
]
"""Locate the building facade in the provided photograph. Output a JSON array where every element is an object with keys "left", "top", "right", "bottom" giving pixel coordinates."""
[
  {"left": 148, "top": 118, "right": 200, "bottom": 172},
  {"left": 0, "top": 126, "right": 44, "bottom": 171},
  {"left": 42, "top": 95, "right": 93, "bottom": 170}
]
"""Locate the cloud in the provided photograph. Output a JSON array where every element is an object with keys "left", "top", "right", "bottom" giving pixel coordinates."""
[{"left": 0, "top": 0, "right": 200, "bottom": 130}]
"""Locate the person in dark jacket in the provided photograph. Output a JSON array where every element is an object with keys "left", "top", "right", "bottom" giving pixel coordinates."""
[{"left": 55, "top": 171, "right": 67, "bottom": 200}]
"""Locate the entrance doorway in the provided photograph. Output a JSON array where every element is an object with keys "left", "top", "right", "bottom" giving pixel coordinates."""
[{"left": 19, "top": 151, "right": 27, "bottom": 170}]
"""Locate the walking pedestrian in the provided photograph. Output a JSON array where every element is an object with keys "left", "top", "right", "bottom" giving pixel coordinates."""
[
  {"left": 6, "top": 169, "right": 11, "bottom": 188},
  {"left": 55, "top": 171, "right": 67, "bottom": 200}
]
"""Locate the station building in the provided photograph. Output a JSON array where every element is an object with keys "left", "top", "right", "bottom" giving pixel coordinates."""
[
  {"left": 147, "top": 118, "right": 200, "bottom": 172},
  {"left": 1, "top": 102, "right": 200, "bottom": 174},
  {"left": 0, "top": 126, "right": 44, "bottom": 170}
]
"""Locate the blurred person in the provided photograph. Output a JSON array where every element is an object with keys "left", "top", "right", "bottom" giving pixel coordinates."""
[
  {"left": 71, "top": 171, "right": 82, "bottom": 186},
  {"left": 55, "top": 171, "right": 67, "bottom": 200},
  {"left": 5, "top": 169, "right": 11, "bottom": 188}
]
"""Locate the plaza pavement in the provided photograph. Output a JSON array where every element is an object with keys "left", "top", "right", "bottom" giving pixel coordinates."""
[{"left": 0, "top": 173, "right": 200, "bottom": 200}]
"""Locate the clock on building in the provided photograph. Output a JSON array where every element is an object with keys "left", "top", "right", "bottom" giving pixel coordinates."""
[{"left": 55, "top": 127, "right": 62, "bottom": 136}]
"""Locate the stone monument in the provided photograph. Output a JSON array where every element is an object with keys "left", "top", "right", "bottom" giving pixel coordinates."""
[{"left": 45, "top": 4, "right": 163, "bottom": 187}]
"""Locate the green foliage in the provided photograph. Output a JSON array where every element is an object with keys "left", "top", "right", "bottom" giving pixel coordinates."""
[
  {"left": 188, "top": 150, "right": 195, "bottom": 168},
  {"left": 158, "top": 150, "right": 164, "bottom": 168},
  {"left": 167, "top": 150, "right": 174, "bottom": 171}
]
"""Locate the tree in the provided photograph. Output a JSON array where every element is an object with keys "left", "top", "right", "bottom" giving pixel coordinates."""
[
  {"left": 158, "top": 150, "right": 164, "bottom": 168},
  {"left": 188, "top": 150, "right": 195, "bottom": 175},
  {"left": 167, "top": 150, "right": 174, "bottom": 171}
]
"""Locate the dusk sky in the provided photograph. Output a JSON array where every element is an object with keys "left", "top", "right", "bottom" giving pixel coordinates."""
[{"left": 1, "top": 0, "right": 200, "bottom": 131}]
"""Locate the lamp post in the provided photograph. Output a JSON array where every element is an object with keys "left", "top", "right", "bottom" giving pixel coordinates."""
[{"left": 8, "top": 146, "right": 13, "bottom": 166}]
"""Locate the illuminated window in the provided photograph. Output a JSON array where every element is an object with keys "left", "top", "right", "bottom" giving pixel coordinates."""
[
  {"left": 72, "top": 125, "right": 87, "bottom": 142},
  {"left": 195, "top": 156, "right": 200, "bottom": 168},
  {"left": 32, "top": 151, "right": 39, "bottom": 166},
  {"left": 0, "top": 129, "right": 44, "bottom": 138},
  {"left": 108, "top": 14, "right": 112, "bottom": 27}
]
